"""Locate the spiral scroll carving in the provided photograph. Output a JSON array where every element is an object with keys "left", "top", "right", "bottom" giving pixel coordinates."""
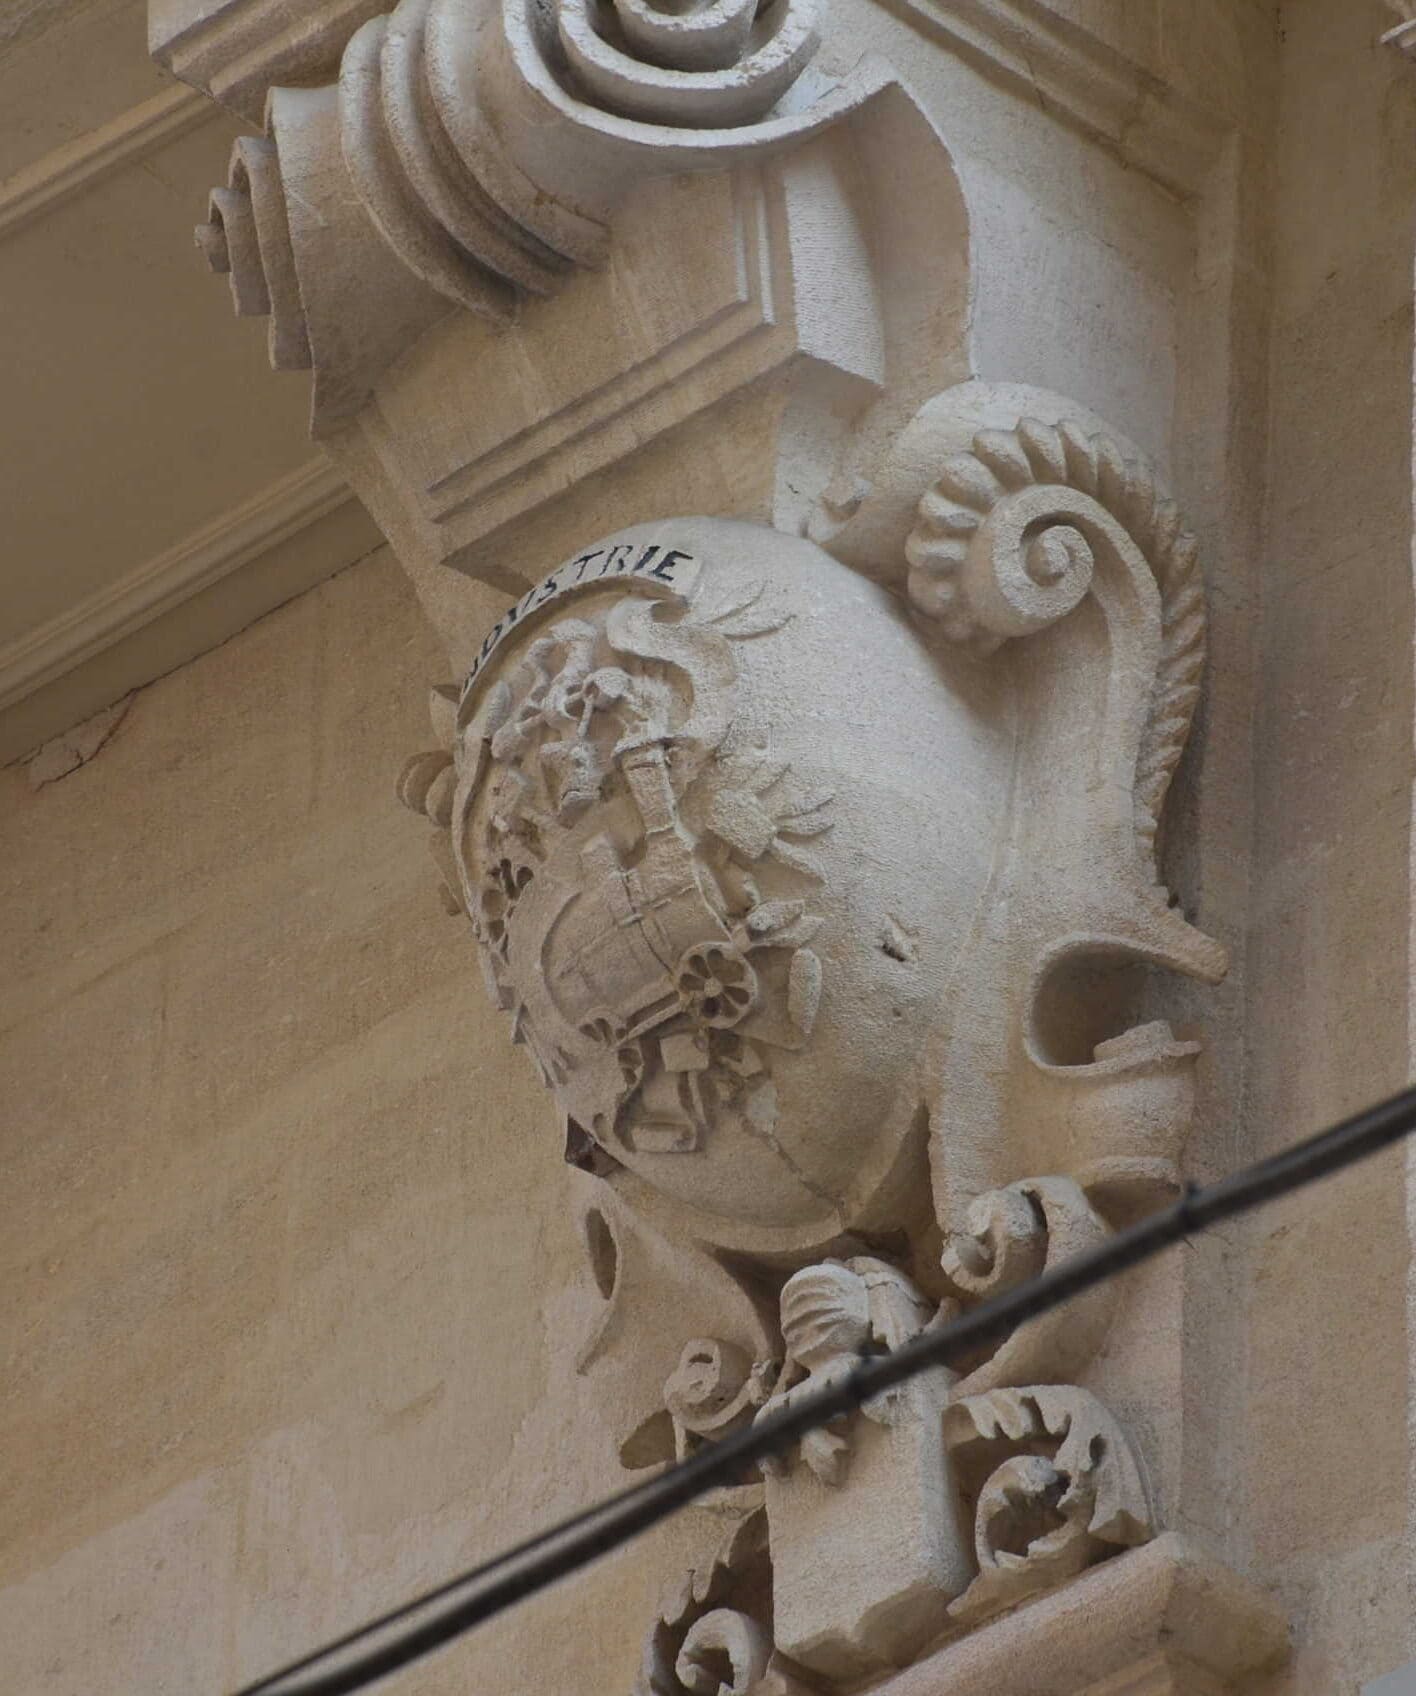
[
  {"left": 637, "top": 1510, "right": 815, "bottom": 1696},
  {"left": 197, "top": 135, "right": 312, "bottom": 369},
  {"left": 557, "top": 0, "right": 821, "bottom": 127},
  {"left": 943, "top": 1386, "right": 1153, "bottom": 1630},
  {"left": 905, "top": 418, "right": 1206, "bottom": 845},
  {"left": 193, "top": 0, "right": 838, "bottom": 393}
]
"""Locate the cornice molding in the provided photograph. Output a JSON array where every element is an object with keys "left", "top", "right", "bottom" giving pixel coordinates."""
[
  {"left": 882, "top": 0, "right": 1230, "bottom": 199},
  {"left": 0, "top": 81, "right": 215, "bottom": 243},
  {"left": 0, "top": 459, "right": 352, "bottom": 714}
]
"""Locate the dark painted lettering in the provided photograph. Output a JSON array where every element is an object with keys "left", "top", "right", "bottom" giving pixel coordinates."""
[
  {"left": 651, "top": 548, "right": 693, "bottom": 582},
  {"left": 463, "top": 540, "right": 698, "bottom": 699}
]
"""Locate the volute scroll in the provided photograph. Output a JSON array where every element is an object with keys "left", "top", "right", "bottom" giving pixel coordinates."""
[{"left": 811, "top": 381, "right": 1226, "bottom": 1240}]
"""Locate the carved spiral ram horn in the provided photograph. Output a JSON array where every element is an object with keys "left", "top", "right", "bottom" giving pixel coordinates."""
[{"left": 905, "top": 417, "right": 1206, "bottom": 847}]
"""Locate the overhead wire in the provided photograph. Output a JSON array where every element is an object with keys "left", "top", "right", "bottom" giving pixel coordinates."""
[{"left": 232, "top": 1081, "right": 1416, "bottom": 1696}]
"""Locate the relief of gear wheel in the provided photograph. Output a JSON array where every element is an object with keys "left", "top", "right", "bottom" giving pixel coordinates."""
[{"left": 675, "top": 942, "right": 758, "bottom": 1028}]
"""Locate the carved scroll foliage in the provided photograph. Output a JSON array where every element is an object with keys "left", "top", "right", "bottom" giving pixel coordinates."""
[
  {"left": 944, "top": 1386, "right": 1154, "bottom": 1629},
  {"left": 905, "top": 417, "right": 1206, "bottom": 847},
  {"left": 638, "top": 1509, "right": 817, "bottom": 1696},
  {"left": 391, "top": 492, "right": 1212, "bottom": 1679},
  {"left": 939, "top": 1177, "right": 1119, "bottom": 1397},
  {"left": 664, "top": 1338, "right": 777, "bottom": 1460}
]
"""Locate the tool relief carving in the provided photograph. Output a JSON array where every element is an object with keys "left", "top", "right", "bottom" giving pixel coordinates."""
[{"left": 455, "top": 548, "right": 830, "bottom": 1172}]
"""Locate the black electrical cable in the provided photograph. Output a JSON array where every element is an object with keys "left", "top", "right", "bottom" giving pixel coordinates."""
[{"left": 231, "top": 1081, "right": 1416, "bottom": 1696}]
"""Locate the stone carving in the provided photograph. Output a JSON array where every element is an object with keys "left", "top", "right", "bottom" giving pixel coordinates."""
[
  {"left": 938, "top": 1177, "right": 1118, "bottom": 1397},
  {"left": 189, "top": 0, "right": 906, "bottom": 431},
  {"left": 814, "top": 382, "right": 1227, "bottom": 1235},
  {"left": 140, "top": 0, "right": 1295, "bottom": 1674},
  {"left": 554, "top": 0, "right": 821, "bottom": 125},
  {"left": 637, "top": 1509, "right": 818, "bottom": 1696},
  {"left": 901, "top": 412, "right": 1206, "bottom": 852},
  {"left": 944, "top": 1387, "right": 1154, "bottom": 1629},
  {"left": 665, "top": 1339, "right": 778, "bottom": 1462},
  {"left": 453, "top": 549, "right": 830, "bottom": 1172},
  {"left": 393, "top": 380, "right": 1227, "bottom": 1687},
  {"left": 567, "top": 1176, "right": 780, "bottom": 1473},
  {"left": 756, "top": 1258, "right": 938, "bottom": 1487},
  {"left": 755, "top": 1259, "right": 971, "bottom": 1680}
]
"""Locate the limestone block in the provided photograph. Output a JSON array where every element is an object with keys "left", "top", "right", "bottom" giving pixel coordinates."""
[
  {"left": 764, "top": 1372, "right": 967, "bottom": 1683},
  {"left": 871, "top": 1535, "right": 1287, "bottom": 1696}
]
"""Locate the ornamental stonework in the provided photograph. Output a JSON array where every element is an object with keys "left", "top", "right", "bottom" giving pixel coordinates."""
[
  {"left": 148, "top": 0, "right": 1297, "bottom": 1686},
  {"left": 393, "top": 385, "right": 1258, "bottom": 1685}
]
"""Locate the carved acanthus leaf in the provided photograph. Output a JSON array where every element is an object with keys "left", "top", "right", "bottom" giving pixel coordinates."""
[
  {"left": 944, "top": 1386, "right": 1154, "bottom": 1629},
  {"left": 637, "top": 1509, "right": 818, "bottom": 1696}
]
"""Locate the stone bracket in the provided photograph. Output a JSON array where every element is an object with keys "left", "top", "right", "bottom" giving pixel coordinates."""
[{"left": 870, "top": 1535, "right": 1287, "bottom": 1696}]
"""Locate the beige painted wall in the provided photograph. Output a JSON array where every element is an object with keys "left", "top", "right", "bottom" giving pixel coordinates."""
[{"left": 0, "top": 548, "right": 715, "bottom": 1694}]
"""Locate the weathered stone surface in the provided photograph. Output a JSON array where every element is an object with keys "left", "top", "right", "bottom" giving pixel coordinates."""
[
  {"left": 26, "top": 691, "right": 133, "bottom": 787},
  {"left": 7, "top": 1, "right": 1416, "bottom": 1694},
  {"left": 0, "top": 553, "right": 699, "bottom": 1693}
]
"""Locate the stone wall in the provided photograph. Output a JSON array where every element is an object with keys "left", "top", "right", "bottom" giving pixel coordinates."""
[
  {"left": 6, "top": 4, "right": 1416, "bottom": 1695},
  {"left": 1245, "top": 3, "right": 1416, "bottom": 1688},
  {"left": 0, "top": 548, "right": 700, "bottom": 1693}
]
